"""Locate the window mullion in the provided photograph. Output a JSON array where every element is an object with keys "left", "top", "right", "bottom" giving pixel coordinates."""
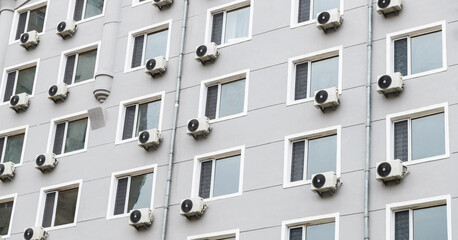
[
  {"left": 302, "top": 225, "right": 306, "bottom": 240},
  {"left": 407, "top": 37, "right": 412, "bottom": 76},
  {"left": 307, "top": 61, "right": 312, "bottom": 98},
  {"left": 124, "top": 176, "right": 132, "bottom": 214},
  {"left": 133, "top": 104, "right": 139, "bottom": 136},
  {"left": 12, "top": 70, "right": 19, "bottom": 96},
  {"left": 215, "top": 84, "right": 222, "bottom": 119},
  {"left": 1, "top": 136, "right": 8, "bottom": 163},
  {"left": 51, "top": 191, "right": 58, "bottom": 227},
  {"left": 61, "top": 122, "right": 69, "bottom": 154},
  {"left": 72, "top": 54, "right": 79, "bottom": 84},
  {"left": 310, "top": 0, "right": 314, "bottom": 20},
  {"left": 407, "top": 119, "right": 412, "bottom": 162},
  {"left": 141, "top": 34, "right": 148, "bottom": 65},
  {"left": 409, "top": 209, "right": 414, "bottom": 240},
  {"left": 82, "top": 0, "right": 88, "bottom": 20},
  {"left": 209, "top": 159, "right": 216, "bottom": 198},
  {"left": 303, "top": 139, "right": 308, "bottom": 180},
  {"left": 24, "top": 12, "right": 30, "bottom": 32},
  {"left": 221, "top": 12, "right": 227, "bottom": 44}
]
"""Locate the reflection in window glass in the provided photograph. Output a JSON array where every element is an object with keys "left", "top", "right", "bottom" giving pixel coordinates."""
[
  {"left": 75, "top": 49, "right": 97, "bottom": 83},
  {"left": 0, "top": 201, "right": 13, "bottom": 235},
  {"left": 136, "top": 100, "right": 161, "bottom": 136},
  {"left": 27, "top": 6, "right": 47, "bottom": 33},
  {"left": 411, "top": 113, "right": 445, "bottom": 160},
  {"left": 84, "top": 0, "right": 104, "bottom": 19},
  {"left": 144, "top": 29, "right": 168, "bottom": 63},
  {"left": 313, "top": 0, "right": 340, "bottom": 18},
  {"left": 54, "top": 188, "right": 78, "bottom": 227},
  {"left": 64, "top": 118, "right": 88, "bottom": 153},
  {"left": 4, "top": 134, "right": 25, "bottom": 164},
  {"left": 16, "top": 67, "right": 36, "bottom": 95},
  {"left": 411, "top": 31, "right": 442, "bottom": 75},
  {"left": 310, "top": 57, "right": 339, "bottom": 96},
  {"left": 213, "top": 155, "right": 241, "bottom": 197},
  {"left": 224, "top": 7, "right": 250, "bottom": 44},
  {"left": 306, "top": 222, "right": 335, "bottom": 240},
  {"left": 127, "top": 173, "right": 154, "bottom": 212},
  {"left": 413, "top": 205, "right": 447, "bottom": 240},
  {"left": 306, "top": 135, "right": 337, "bottom": 179},
  {"left": 219, "top": 79, "right": 246, "bottom": 118}
]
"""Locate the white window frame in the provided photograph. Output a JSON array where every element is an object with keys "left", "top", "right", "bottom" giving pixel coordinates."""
[
  {"left": 198, "top": 69, "right": 250, "bottom": 123},
  {"left": 132, "top": 0, "right": 152, "bottom": 7},
  {"left": 287, "top": 46, "right": 343, "bottom": 106},
  {"left": 385, "top": 195, "right": 452, "bottom": 240},
  {"left": 290, "top": 0, "right": 344, "bottom": 28},
  {"left": 385, "top": 102, "right": 449, "bottom": 165},
  {"left": 281, "top": 213, "right": 339, "bottom": 240},
  {"left": 106, "top": 164, "right": 158, "bottom": 220},
  {"left": 204, "top": 0, "right": 254, "bottom": 48},
  {"left": 0, "top": 125, "right": 29, "bottom": 167},
  {"left": 386, "top": 21, "right": 447, "bottom": 80},
  {"left": 124, "top": 20, "right": 173, "bottom": 73},
  {"left": 188, "top": 229, "right": 240, "bottom": 240},
  {"left": 0, "top": 59, "right": 40, "bottom": 106},
  {"left": 66, "top": 0, "right": 107, "bottom": 24},
  {"left": 115, "top": 91, "right": 165, "bottom": 145},
  {"left": 35, "top": 180, "right": 83, "bottom": 231},
  {"left": 191, "top": 146, "right": 245, "bottom": 202},
  {"left": 0, "top": 193, "right": 18, "bottom": 239},
  {"left": 57, "top": 41, "right": 101, "bottom": 88},
  {"left": 46, "top": 110, "right": 91, "bottom": 158},
  {"left": 8, "top": 0, "right": 50, "bottom": 45},
  {"left": 283, "top": 125, "right": 341, "bottom": 188}
]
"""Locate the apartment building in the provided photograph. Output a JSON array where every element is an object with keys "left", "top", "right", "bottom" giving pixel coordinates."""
[{"left": 0, "top": 0, "right": 456, "bottom": 239}]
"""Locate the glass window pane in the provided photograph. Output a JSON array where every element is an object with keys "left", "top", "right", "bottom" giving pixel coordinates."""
[
  {"left": 413, "top": 206, "right": 447, "bottom": 240},
  {"left": 395, "top": 210, "right": 409, "bottom": 240},
  {"left": 219, "top": 79, "right": 246, "bottom": 118},
  {"left": 27, "top": 6, "right": 46, "bottom": 33},
  {"left": 136, "top": 100, "right": 161, "bottom": 136},
  {"left": 64, "top": 118, "right": 88, "bottom": 153},
  {"left": 224, "top": 6, "right": 250, "bottom": 44},
  {"left": 411, "top": 31, "right": 442, "bottom": 75},
  {"left": 0, "top": 201, "right": 13, "bottom": 236},
  {"left": 16, "top": 67, "right": 36, "bottom": 95},
  {"left": 411, "top": 113, "right": 445, "bottom": 160},
  {"left": 127, "top": 173, "right": 154, "bottom": 212},
  {"left": 313, "top": 0, "right": 340, "bottom": 18},
  {"left": 306, "top": 135, "right": 337, "bottom": 179},
  {"left": 289, "top": 227, "right": 303, "bottom": 240},
  {"left": 84, "top": 0, "right": 104, "bottom": 19},
  {"left": 54, "top": 188, "right": 79, "bottom": 227},
  {"left": 74, "top": 49, "right": 97, "bottom": 83},
  {"left": 213, "top": 155, "right": 241, "bottom": 197},
  {"left": 310, "top": 57, "right": 339, "bottom": 96},
  {"left": 306, "top": 222, "right": 335, "bottom": 240},
  {"left": 144, "top": 29, "right": 168, "bottom": 63},
  {"left": 4, "top": 134, "right": 25, "bottom": 164}
]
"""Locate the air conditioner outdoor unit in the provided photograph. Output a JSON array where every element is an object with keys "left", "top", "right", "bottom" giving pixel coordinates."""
[
  {"left": 9, "top": 93, "right": 29, "bottom": 112},
  {"left": 138, "top": 129, "right": 162, "bottom": 151},
  {"left": 311, "top": 171, "right": 339, "bottom": 196},
  {"left": 376, "top": 159, "right": 405, "bottom": 183},
  {"left": 377, "top": 72, "right": 403, "bottom": 96},
  {"left": 56, "top": 20, "right": 77, "bottom": 39},
  {"left": 376, "top": 0, "right": 402, "bottom": 15},
  {"left": 35, "top": 153, "right": 58, "bottom": 172},
  {"left": 195, "top": 42, "right": 219, "bottom": 65},
  {"left": 187, "top": 117, "right": 211, "bottom": 139},
  {"left": 145, "top": 56, "right": 167, "bottom": 78},
  {"left": 48, "top": 83, "right": 68, "bottom": 102},
  {"left": 180, "top": 197, "right": 207, "bottom": 218},
  {"left": 23, "top": 227, "right": 48, "bottom": 240},
  {"left": 152, "top": 0, "right": 173, "bottom": 9},
  {"left": 129, "top": 208, "right": 153, "bottom": 229},
  {"left": 314, "top": 87, "right": 339, "bottom": 112},
  {"left": 20, "top": 30, "right": 39, "bottom": 50},
  {"left": 316, "top": 8, "right": 342, "bottom": 32},
  {"left": 0, "top": 162, "right": 15, "bottom": 182}
]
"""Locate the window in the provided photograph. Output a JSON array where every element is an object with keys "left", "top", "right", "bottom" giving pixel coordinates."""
[
  {"left": 127, "top": 22, "right": 171, "bottom": 70},
  {"left": 2, "top": 64, "right": 37, "bottom": 103},
  {"left": 0, "top": 194, "right": 17, "bottom": 238},
  {"left": 284, "top": 126, "right": 340, "bottom": 187},
  {"left": 73, "top": 0, "right": 104, "bottom": 22},
  {"left": 282, "top": 213, "right": 339, "bottom": 240},
  {"left": 387, "top": 103, "right": 449, "bottom": 164},
  {"left": 116, "top": 92, "right": 164, "bottom": 143},
  {"left": 387, "top": 195, "right": 451, "bottom": 240},
  {"left": 294, "top": 0, "right": 341, "bottom": 24},
  {"left": 38, "top": 181, "right": 81, "bottom": 230},
  {"left": 0, "top": 128, "right": 27, "bottom": 165},
  {"left": 49, "top": 113, "right": 89, "bottom": 156},
  {"left": 14, "top": 3, "right": 47, "bottom": 40},
  {"left": 188, "top": 229, "right": 239, "bottom": 240},
  {"left": 387, "top": 21, "right": 446, "bottom": 78},
  {"left": 209, "top": 3, "right": 251, "bottom": 46},
  {"left": 108, "top": 165, "right": 157, "bottom": 218},
  {"left": 287, "top": 47, "right": 342, "bottom": 105},
  {"left": 193, "top": 147, "right": 244, "bottom": 200},
  {"left": 200, "top": 70, "right": 249, "bottom": 121},
  {"left": 61, "top": 44, "right": 99, "bottom": 86}
]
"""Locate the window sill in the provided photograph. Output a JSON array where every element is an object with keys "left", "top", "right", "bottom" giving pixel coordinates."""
[
  {"left": 115, "top": 137, "right": 139, "bottom": 146},
  {"left": 107, "top": 212, "right": 130, "bottom": 220},
  {"left": 56, "top": 149, "right": 87, "bottom": 158},
  {"left": 290, "top": 19, "right": 317, "bottom": 29},
  {"left": 124, "top": 65, "right": 146, "bottom": 74},
  {"left": 75, "top": 14, "right": 104, "bottom": 25},
  {"left": 216, "top": 37, "right": 252, "bottom": 49},
  {"left": 286, "top": 92, "right": 342, "bottom": 106},
  {"left": 66, "top": 78, "right": 95, "bottom": 88},
  {"left": 283, "top": 180, "right": 312, "bottom": 189},
  {"left": 44, "top": 222, "right": 77, "bottom": 232},
  {"left": 132, "top": 0, "right": 152, "bottom": 7},
  {"left": 8, "top": 31, "right": 45, "bottom": 46},
  {"left": 0, "top": 95, "right": 35, "bottom": 107},
  {"left": 208, "top": 112, "right": 247, "bottom": 124},
  {"left": 402, "top": 67, "right": 447, "bottom": 81},
  {"left": 202, "top": 192, "right": 242, "bottom": 202},
  {"left": 401, "top": 154, "right": 449, "bottom": 166}
]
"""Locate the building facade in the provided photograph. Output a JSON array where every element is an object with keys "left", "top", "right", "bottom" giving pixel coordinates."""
[{"left": 0, "top": 0, "right": 457, "bottom": 239}]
